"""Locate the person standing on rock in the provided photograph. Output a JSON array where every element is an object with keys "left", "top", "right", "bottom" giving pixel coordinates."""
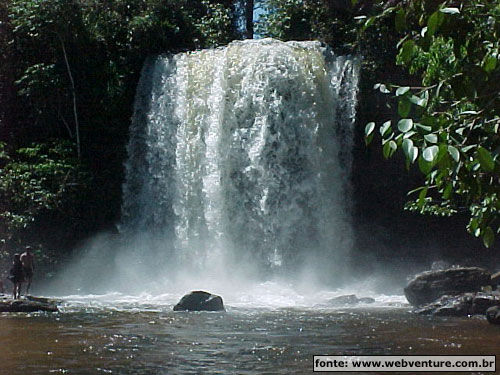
[
  {"left": 8, "top": 254, "right": 25, "bottom": 299},
  {"left": 20, "top": 246, "right": 35, "bottom": 295}
]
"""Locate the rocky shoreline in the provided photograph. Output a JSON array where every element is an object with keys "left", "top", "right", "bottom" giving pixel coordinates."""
[{"left": 404, "top": 267, "right": 500, "bottom": 324}]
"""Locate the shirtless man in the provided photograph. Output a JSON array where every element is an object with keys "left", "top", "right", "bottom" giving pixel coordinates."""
[{"left": 20, "top": 246, "right": 35, "bottom": 295}]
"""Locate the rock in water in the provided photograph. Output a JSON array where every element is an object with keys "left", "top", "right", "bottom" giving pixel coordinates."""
[
  {"left": 173, "top": 291, "right": 225, "bottom": 312},
  {"left": 486, "top": 306, "right": 500, "bottom": 324},
  {"left": 0, "top": 295, "right": 58, "bottom": 313},
  {"left": 413, "top": 292, "right": 500, "bottom": 316},
  {"left": 328, "top": 294, "right": 375, "bottom": 306},
  {"left": 404, "top": 267, "right": 491, "bottom": 306}
]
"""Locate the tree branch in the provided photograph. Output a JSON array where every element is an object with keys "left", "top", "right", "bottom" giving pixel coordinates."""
[{"left": 58, "top": 35, "right": 81, "bottom": 160}]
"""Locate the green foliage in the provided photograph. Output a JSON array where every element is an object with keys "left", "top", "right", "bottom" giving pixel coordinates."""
[
  {"left": 257, "top": 0, "right": 320, "bottom": 40},
  {"left": 195, "top": 0, "right": 237, "bottom": 46},
  {"left": 0, "top": 140, "right": 91, "bottom": 245},
  {"left": 5, "top": 0, "right": 239, "bottom": 145},
  {"left": 364, "top": 0, "right": 500, "bottom": 247},
  {"left": 256, "top": 0, "right": 359, "bottom": 51},
  {"left": 0, "top": 0, "right": 240, "bottom": 261}
]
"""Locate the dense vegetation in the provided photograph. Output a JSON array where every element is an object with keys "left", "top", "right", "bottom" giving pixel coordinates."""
[
  {"left": 0, "top": 0, "right": 240, "bottom": 269},
  {"left": 363, "top": 1, "right": 500, "bottom": 248},
  {"left": 0, "top": 0, "right": 498, "bottom": 274}
]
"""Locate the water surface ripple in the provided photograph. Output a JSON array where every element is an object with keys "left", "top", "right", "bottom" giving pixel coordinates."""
[{"left": 1, "top": 299, "right": 498, "bottom": 375}]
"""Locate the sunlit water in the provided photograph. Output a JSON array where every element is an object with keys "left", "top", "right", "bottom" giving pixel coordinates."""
[{"left": 1, "top": 292, "right": 499, "bottom": 375}]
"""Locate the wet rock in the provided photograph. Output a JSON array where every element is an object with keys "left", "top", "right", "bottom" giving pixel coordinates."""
[
  {"left": 328, "top": 294, "right": 375, "bottom": 306},
  {"left": 472, "top": 293, "right": 500, "bottom": 314},
  {"left": 486, "top": 306, "right": 500, "bottom": 324},
  {"left": 404, "top": 267, "right": 491, "bottom": 306},
  {"left": 26, "top": 295, "right": 62, "bottom": 304},
  {"left": 173, "top": 291, "right": 225, "bottom": 312},
  {"left": 0, "top": 295, "right": 58, "bottom": 313},
  {"left": 414, "top": 294, "right": 471, "bottom": 316},
  {"left": 413, "top": 292, "right": 500, "bottom": 316}
]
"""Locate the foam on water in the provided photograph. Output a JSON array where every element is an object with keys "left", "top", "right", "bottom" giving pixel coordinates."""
[{"left": 55, "top": 282, "right": 407, "bottom": 313}]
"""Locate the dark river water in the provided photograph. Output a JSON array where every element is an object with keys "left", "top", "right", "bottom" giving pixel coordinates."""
[{"left": 1, "top": 292, "right": 499, "bottom": 375}]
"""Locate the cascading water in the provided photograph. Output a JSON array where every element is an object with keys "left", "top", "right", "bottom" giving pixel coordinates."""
[{"left": 121, "top": 38, "right": 360, "bottom": 285}]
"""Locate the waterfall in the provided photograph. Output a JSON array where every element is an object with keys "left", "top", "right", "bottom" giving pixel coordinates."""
[{"left": 121, "top": 39, "right": 360, "bottom": 282}]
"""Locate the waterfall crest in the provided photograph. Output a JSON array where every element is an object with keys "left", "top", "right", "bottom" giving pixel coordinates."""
[{"left": 121, "top": 39, "right": 359, "bottom": 282}]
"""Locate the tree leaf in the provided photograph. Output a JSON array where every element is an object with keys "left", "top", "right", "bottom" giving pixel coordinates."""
[
  {"left": 398, "top": 98, "right": 411, "bottom": 117},
  {"left": 363, "top": 17, "right": 375, "bottom": 30},
  {"left": 437, "top": 144, "right": 449, "bottom": 164},
  {"left": 424, "top": 134, "right": 438, "bottom": 143},
  {"left": 416, "top": 123, "right": 432, "bottom": 133},
  {"left": 423, "top": 145, "right": 439, "bottom": 162},
  {"left": 399, "top": 40, "right": 415, "bottom": 64},
  {"left": 410, "top": 146, "right": 418, "bottom": 163},
  {"left": 410, "top": 94, "right": 427, "bottom": 107},
  {"left": 396, "top": 86, "right": 410, "bottom": 96},
  {"left": 477, "top": 146, "right": 495, "bottom": 172},
  {"left": 365, "top": 122, "right": 375, "bottom": 136},
  {"left": 378, "top": 84, "right": 390, "bottom": 94},
  {"left": 462, "top": 144, "right": 477, "bottom": 153},
  {"left": 403, "top": 130, "right": 416, "bottom": 139},
  {"left": 402, "top": 138, "right": 413, "bottom": 158},
  {"left": 398, "top": 118, "right": 413, "bottom": 132},
  {"left": 402, "top": 139, "right": 418, "bottom": 163},
  {"left": 383, "top": 140, "right": 397, "bottom": 159},
  {"left": 427, "top": 11, "right": 444, "bottom": 36},
  {"left": 483, "top": 226, "right": 494, "bottom": 248},
  {"left": 443, "top": 183, "right": 453, "bottom": 199},
  {"left": 447, "top": 145, "right": 460, "bottom": 162},
  {"left": 379, "top": 120, "right": 391, "bottom": 136},
  {"left": 418, "top": 186, "right": 428, "bottom": 209},
  {"left": 418, "top": 155, "right": 433, "bottom": 174},
  {"left": 483, "top": 55, "right": 498, "bottom": 73},
  {"left": 459, "top": 110, "right": 479, "bottom": 116},
  {"left": 365, "top": 133, "right": 374, "bottom": 145},
  {"left": 440, "top": 7, "right": 460, "bottom": 14}
]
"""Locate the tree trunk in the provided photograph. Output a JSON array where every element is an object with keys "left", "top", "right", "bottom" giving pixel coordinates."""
[
  {"left": 59, "top": 36, "right": 81, "bottom": 160},
  {"left": 245, "top": 0, "right": 254, "bottom": 39}
]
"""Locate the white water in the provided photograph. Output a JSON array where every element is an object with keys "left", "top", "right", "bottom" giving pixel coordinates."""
[
  {"left": 44, "top": 39, "right": 392, "bottom": 306},
  {"left": 122, "top": 38, "right": 359, "bottom": 280},
  {"left": 57, "top": 289, "right": 407, "bottom": 313}
]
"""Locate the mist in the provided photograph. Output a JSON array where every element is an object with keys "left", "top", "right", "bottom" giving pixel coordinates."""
[{"left": 40, "top": 39, "right": 406, "bottom": 307}]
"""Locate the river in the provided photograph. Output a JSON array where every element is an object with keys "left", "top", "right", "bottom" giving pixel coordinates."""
[{"left": 1, "top": 289, "right": 498, "bottom": 375}]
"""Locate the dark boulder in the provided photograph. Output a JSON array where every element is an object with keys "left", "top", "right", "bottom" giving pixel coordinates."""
[
  {"left": 486, "top": 306, "right": 500, "bottom": 325},
  {"left": 173, "top": 291, "right": 225, "bottom": 312},
  {"left": 328, "top": 294, "right": 375, "bottom": 306},
  {"left": 413, "top": 292, "right": 500, "bottom": 316},
  {"left": 472, "top": 293, "right": 500, "bottom": 314},
  {"left": 0, "top": 295, "right": 58, "bottom": 313},
  {"left": 404, "top": 267, "right": 491, "bottom": 306},
  {"left": 414, "top": 294, "right": 472, "bottom": 316}
]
